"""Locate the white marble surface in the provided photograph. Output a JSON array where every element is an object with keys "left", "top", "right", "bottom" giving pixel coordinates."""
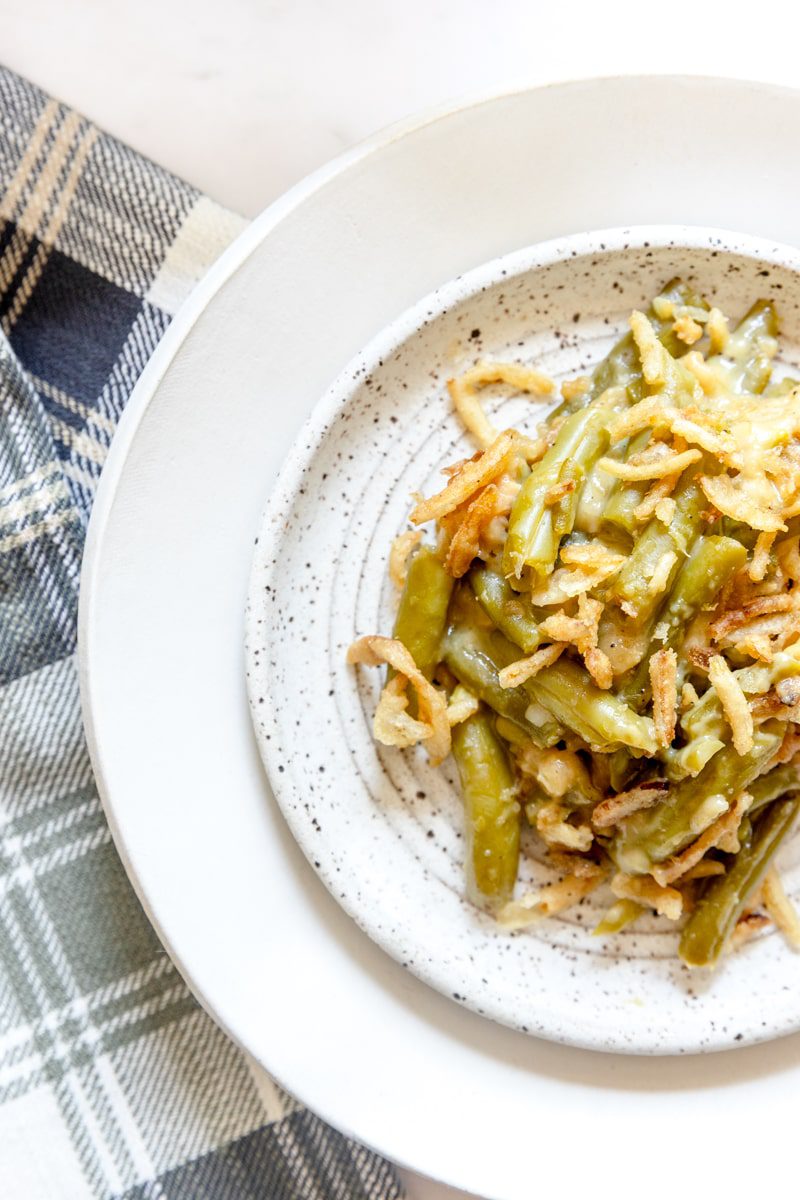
[
  {"left": 5, "top": 0, "right": 798, "bottom": 218},
  {"left": 6, "top": 3, "right": 798, "bottom": 1197}
]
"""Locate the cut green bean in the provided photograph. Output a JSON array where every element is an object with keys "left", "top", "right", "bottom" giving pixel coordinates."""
[
  {"left": 392, "top": 545, "right": 454, "bottom": 678},
  {"left": 443, "top": 623, "right": 564, "bottom": 747},
  {"left": 452, "top": 708, "right": 521, "bottom": 905},
  {"left": 593, "top": 899, "right": 645, "bottom": 936},
  {"left": 608, "top": 475, "right": 707, "bottom": 624},
  {"left": 527, "top": 658, "right": 658, "bottom": 754},
  {"left": 659, "top": 535, "right": 746, "bottom": 641},
  {"left": 710, "top": 299, "right": 778, "bottom": 395},
  {"left": 620, "top": 534, "right": 747, "bottom": 710},
  {"left": 748, "top": 763, "right": 800, "bottom": 814},
  {"left": 679, "top": 795, "right": 800, "bottom": 967},
  {"left": 469, "top": 564, "right": 541, "bottom": 655},
  {"left": 608, "top": 748, "right": 638, "bottom": 792},
  {"left": 503, "top": 404, "right": 612, "bottom": 578},
  {"left": 613, "top": 725, "right": 783, "bottom": 873},
  {"left": 552, "top": 458, "right": 587, "bottom": 539}
]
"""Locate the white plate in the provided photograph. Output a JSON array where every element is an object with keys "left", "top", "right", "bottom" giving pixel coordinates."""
[
  {"left": 246, "top": 224, "right": 800, "bottom": 1054},
  {"left": 79, "top": 78, "right": 800, "bottom": 1200}
]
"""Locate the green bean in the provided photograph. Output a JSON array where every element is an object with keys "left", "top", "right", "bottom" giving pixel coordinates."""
[
  {"left": 575, "top": 447, "right": 628, "bottom": 535},
  {"left": 679, "top": 795, "right": 800, "bottom": 967},
  {"left": 494, "top": 715, "right": 531, "bottom": 751},
  {"left": 451, "top": 707, "right": 521, "bottom": 905},
  {"left": 620, "top": 535, "right": 747, "bottom": 710},
  {"left": 748, "top": 763, "right": 800, "bottom": 814},
  {"left": 392, "top": 545, "right": 454, "bottom": 678},
  {"left": 526, "top": 658, "right": 658, "bottom": 754},
  {"left": 552, "top": 458, "right": 587, "bottom": 539},
  {"left": 664, "top": 735, "right": 726, "bottom": 782},
  {"left": 608, "top": 475, "right": 707, "bottom": 625},
  {"left": 593, "top": 899, "right": 645, "bottom": 936},
  {"left": 469, "top": 564, "right": 541, "bottom": 655},
  {"left": 661, "top": 534, "right": 746, "bottom": 638},
  {"left": 601, "top": 431, "right": 652, "bottom": 536},
  {"left": 608, "top": 748, "right": 638, "bottom": 792},
  {"left": 503, "top": 404, "right": 611, "bottom": 578},
  {"left": 613, "top": 725, "right": 783, "bottom": 873},
  {"left": 443, "top": 623, "right": 564, "bottom": 747},
  {"left": 710, "top": 299, "right": 779, "bottom": 395}
]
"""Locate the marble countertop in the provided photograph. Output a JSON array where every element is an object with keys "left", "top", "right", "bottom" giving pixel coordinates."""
[
  {"left": 7, "top": 4, "right": 796, "bottom": 1196},
  {"left": 7, "top": 0, "right": 797, "bottom": 218}
]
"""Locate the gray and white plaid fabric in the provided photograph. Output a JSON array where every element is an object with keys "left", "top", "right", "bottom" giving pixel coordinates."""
[{"left": 0, "top": 67, "right": 403, "bottom": 1200}]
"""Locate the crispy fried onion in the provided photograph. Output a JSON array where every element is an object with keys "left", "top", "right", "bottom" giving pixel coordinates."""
[
  {"left": 536, "top": 800, "right": 593, "bottom": 852},
  {"left": 708, "top": 654, "right": 754, "bottom": 754},
  {"left": 598, "top": 444, "right": 701, "bottom": 481},
  {"left": 410, "top": 430, "right": 519, "bottom": 525},
  {"left": 544, "top": 478, "right": 578, "bottom": 506},
  {"left": 647, "top": 549, "right": 677, "bottom": 597},
  {"left": 763, "top": 867, "right": 800, "bottom": 950},
  {"left": 611, "top": 871, "right": 683, "bottom": 920},
  {"left": 561, "top": 375, "right": 590, "bottom": 403},
  {"left": 731, "top": 911, "right": 770, "bottom": 949},
  {"left": 496, "top": 867, "right": 605, "bottom": 930},
  {"left": 444, "top": 484, "right": 499, "bottom": 577},
  {"left": 388, "top": 530, "right": 423, "bottom": 589},
  {"left": 537, "top": 594, "right": 612, "bottom": 689},
  {"left": 681, "top": 859, "right": 726, "bottom": 881},
  {"left": 538, "top": 594, "right": 602, "bottom": 653},
  {"left": 750, "top": 677, "right": 800, "bottom": 722},
  {"left": 515, "top": 744, "right": 598, "bottom": 801},
  {"left": 769, "top": 727, "right": 800, "bottom": 768},
  {"left": 738, "top": 634, "right": 776, "bottom": 664},
  {"left": 446, "top": 684, "right": 480, "bottom": 727},
  {"left": 710, "top": 594, "right": 799, "bottom": 643},
  {"left": 347, "top": 636, "right": 450, "bottom": 764},
  {"left": 629, "top": 310, "right": 673, "bottom": 387},
  {"left": 650, "top": 647, "right": 678, "bottom": 747},
  {"left": 559, "top": 542, "right": 624, "bottom": 571},
  {"left": 777, "top": 535, "right": 800, "bottom": 582},
  {"left": 633, "top": 474, "right": 679, "bottom": 522},
  {"left": 651, "top": 791, "right": 752, "bottom": 886},
  {"left": 735, "top": 615, "right": 800, "bottom": 660},
  {"left": 497, "top": 641, "right": 565, "bottom": 688},
  {"left": 527, "top": 548, "right": 626, "bottom": 607},
  {"left": 706, "top": 307, "right": 729, "bottom": 353},
  {"left": 546, "top": 851, "right": 605, "bottom": 878},
  {"left": 749, "top": 531, "right": 776, "bottom": 584},
  {"left": 592, "top": 779, "right": 668, "bottom": 830},
  {"left": 655, "top": 496, "right": 677, "bottom": 524},
  {"left": 448, "top": 362, "right": 554, "bottom": 449},
  {"left": 673, "top": 311, "right": 703, "bottom": 345},
  {"left": 699, "top": 473, "right": 786, "bottom": 533}
]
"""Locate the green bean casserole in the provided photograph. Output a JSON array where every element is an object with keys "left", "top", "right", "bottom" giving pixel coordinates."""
[{"left": 348, "top": 279, "right": 800, "bottom": 967}]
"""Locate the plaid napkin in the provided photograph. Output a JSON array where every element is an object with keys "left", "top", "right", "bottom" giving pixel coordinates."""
[{"left": 0, "top": 67, "right": 404, "bottom": 1200}]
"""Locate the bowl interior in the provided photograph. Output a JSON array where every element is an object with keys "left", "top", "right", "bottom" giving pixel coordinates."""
[{"left": 247, "top": 227, "right": 800, "bottom": 1053}]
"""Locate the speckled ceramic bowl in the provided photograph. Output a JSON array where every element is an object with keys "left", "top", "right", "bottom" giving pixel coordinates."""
[{"left": 246, "top": 226, "right": 800, "bottom": 1053}]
